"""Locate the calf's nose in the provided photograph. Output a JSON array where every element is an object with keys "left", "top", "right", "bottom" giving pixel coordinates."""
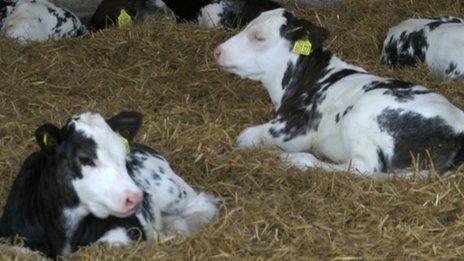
[
  {"left": 123, "top": 191, "right": 143, "bottom": 213},
  {"left": 213, "top": 46, "right": 222, "bottom": 60}
]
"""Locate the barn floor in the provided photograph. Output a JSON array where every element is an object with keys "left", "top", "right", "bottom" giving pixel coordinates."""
[{"left": 1, "top": 0, "right": 464, "bottom": 259}]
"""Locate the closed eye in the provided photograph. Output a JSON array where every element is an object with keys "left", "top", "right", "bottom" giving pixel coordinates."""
[
  {"left": 251, "top": 31, "right": 266, "bottom": 42},
  {"left": 78, "top": 156, "right": 95, "bottom": 166}
]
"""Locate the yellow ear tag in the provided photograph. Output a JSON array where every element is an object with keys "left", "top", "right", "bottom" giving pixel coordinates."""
[
  {"left": 121, "top": 136, "right": 130, "bottom": 154},
  {"left": 43, "top": 133, "right": 48, "bottom": 146},
  {"left": 292, "top": 39, "right": 312, "bottom": 56},
  {"left": 117, "top": 9, "right": 132, "bottom": 27}
]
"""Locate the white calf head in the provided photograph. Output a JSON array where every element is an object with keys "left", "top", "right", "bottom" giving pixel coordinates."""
[
  {"left": 214, "top": 8, "right": 329, "bottom": 81},
  {"left": 35, "top": 112, "right": 144, "bottom": 218}
]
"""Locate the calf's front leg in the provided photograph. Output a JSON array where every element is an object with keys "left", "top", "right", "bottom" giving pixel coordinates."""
[{"left": 236, "top": 119, "right": 312, "bottom": 152}]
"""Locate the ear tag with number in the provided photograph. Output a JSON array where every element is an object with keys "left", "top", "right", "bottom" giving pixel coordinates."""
[
  {"left": 117, "top": 9, "right": 133, "bottom": 27},
  {"left": 292, "top": 39, "right": 312, "bottom": 56}
]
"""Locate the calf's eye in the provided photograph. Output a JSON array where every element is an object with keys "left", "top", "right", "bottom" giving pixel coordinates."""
[
  {"left": 251, "top": 32, "right": 266, "bottom": 42},
  {"left": 78, "top": 156, "right": 94, "bottom": 166}
]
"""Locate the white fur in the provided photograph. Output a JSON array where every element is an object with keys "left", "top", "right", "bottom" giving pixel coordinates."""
[
  {"left": 216, "top": 9, "right": 464, "bottom": 177},
  {"left": 1, "top": 0, "right": 85, "bottom": 44},
  {"left": 153, "top": 0, "right": 169, "bottom": 11},
  {"left": 71, "top": 113, "right": 142, "bottom": 219},
  {"left": 163, "top": 193, "right": 218, "bottom": 235},
  {"left": 197, "top": 2, "right": 224, "bottom": 29},
  {"left": 129, "top": 151, "right": 218, "bottom": 236},
  {"left": 216, "top": 9, "right": 299, "bottom": 109},
  {"left": 61, "top": 206, "right": 89, "bottom": 254},
  {"left": 96, "top": 228, "right": 133, "bottom": 246}
]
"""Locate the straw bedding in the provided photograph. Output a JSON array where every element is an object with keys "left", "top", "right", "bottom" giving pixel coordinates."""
[{"left": 1, "top": 0, "right": 464, "bottom": 259}]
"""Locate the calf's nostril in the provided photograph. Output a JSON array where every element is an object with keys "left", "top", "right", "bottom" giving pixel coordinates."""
[{"left": 124, "top": 192, "right": 143, "bottom": 211}]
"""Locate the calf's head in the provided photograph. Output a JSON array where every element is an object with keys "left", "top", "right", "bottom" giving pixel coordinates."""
[
  {"left": 214, "top": 8, "right": 329, "bottom": 81},
  {"left": 35, "top": 112, "right": 144, "bottom": 218},
  {"left": 90, "top": 0, "right": 167, "bottom": 31}
]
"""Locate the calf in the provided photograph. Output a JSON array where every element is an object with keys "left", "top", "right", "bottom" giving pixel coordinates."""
[
  {"left": 214, "top": 8, "right": 464, "bottom": 178},
  {"left": 0, "top": 0, "right": 86, "bottom": 43},
  {"left": 89, "top": 0, "right": 169, "bottom": 31},
  {"left": 159, "top": 0, "right": 281, "bottom": 29},
  {"left": 381, "top": 16, "right": 464, "bottom": 79},
  {"left": 0, "top": 112, "right": 218, "bottom": 258}
]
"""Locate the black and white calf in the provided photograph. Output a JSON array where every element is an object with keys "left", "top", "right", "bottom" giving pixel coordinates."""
[
  {"left": 214, "top": 9, "right": 464, "bottom": 178},
  {"left": 0, "top": 112, "right": 218, "bottom": 258},
  {"left": 381, "top": 16, "right": 464, "bottom": 79},
  {"left": 159, "top": 0, "right": 281, "bottom": 29},
  {"left": 0, "top": 0, "right": 86, "bottom": 43},
  {"left": 89, "top": 0, "right": 169, "bottom": 31}
]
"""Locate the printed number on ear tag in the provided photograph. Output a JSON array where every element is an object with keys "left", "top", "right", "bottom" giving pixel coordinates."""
[
  {"left": 292, "top": 39, "right": 312, "bottom": 56},
  {"left": 117, "top": 9, "right": 133, "bottom": 27}
]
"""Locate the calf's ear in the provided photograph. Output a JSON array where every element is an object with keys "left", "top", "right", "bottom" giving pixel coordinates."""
[
  {"left": 307, "top": 23, "right": 330, "bottom": 48},
  {"left": 106, "top": 111, "right": 143, "bottom": 140},
  {"left": 35, "top": 124, "right": 62, "bottom": 154},
  {"left": 281, "top": 12, "right": 330, "bottom": 50}
]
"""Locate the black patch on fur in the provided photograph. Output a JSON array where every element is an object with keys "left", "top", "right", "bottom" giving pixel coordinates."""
[
  {"left": 376, "top": 148, "right": 388, "bottom": 173},
  {"left": 140, "top": 192, "right": 155, "bottom": 223},
  {"left": 445, "top": 62, "right": 462, "bottom": 78},
  {"left": 321, "top": 69, "right": 364, "bottom": 88},
  {"left": 428, "top": 16, "right": 464, "bottom": 31},
  {"left": 127, "top": 154, "right": 144, "bottom": 173},
  {"left": 343, "top": 105, "right": 354, "bottom": 117},
  {"left": 0, "top": 118, "right": 102, "bottom": 257},
  {"left": 446, "top": 62, "right": 457, "bottom": 74},
  {"left": 382, "top": 30, "right": 429, "bottom": 67},
  {"left": 268, "top": 49, "right": 331, "bottom": 140},
  {"left": 0, "top": 152, "right": 79, "bottom": 258},
  {"left": 46, "top": 6, "right": 84, "bottom": 37},
  {"left": 363, "top": 80, "right": 431, "bottom": 102},
  {"left": 377, "top": 108, "right": 463, "bottom": 171},
  {"left": 270, "top": 49, "right": 364, "bottom": 141},
  {"left": 152, "top": 172, "right": 161, "bottom": 180},
  {"left": 71, "top": 214, "right": 144, "bottom": 250},
  {"left": 335, "top": 113, "right": 340, "bottom": 123},
  {"left": 282, "top": 61, "right": 294, "bottom": 89}
]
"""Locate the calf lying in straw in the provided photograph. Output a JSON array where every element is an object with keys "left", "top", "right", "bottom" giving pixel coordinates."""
[
  {"left": 215, "top": 8, "right": 464, "bottom": 178},
  {"left": 0, "top": 0, "right": 85, "bottom": 43},
  {"left": 0, "top": 111, "right": 218, "bottom": 258},
  {"left": 381, "top": 16, "right": 464, "bottom": 80}
]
